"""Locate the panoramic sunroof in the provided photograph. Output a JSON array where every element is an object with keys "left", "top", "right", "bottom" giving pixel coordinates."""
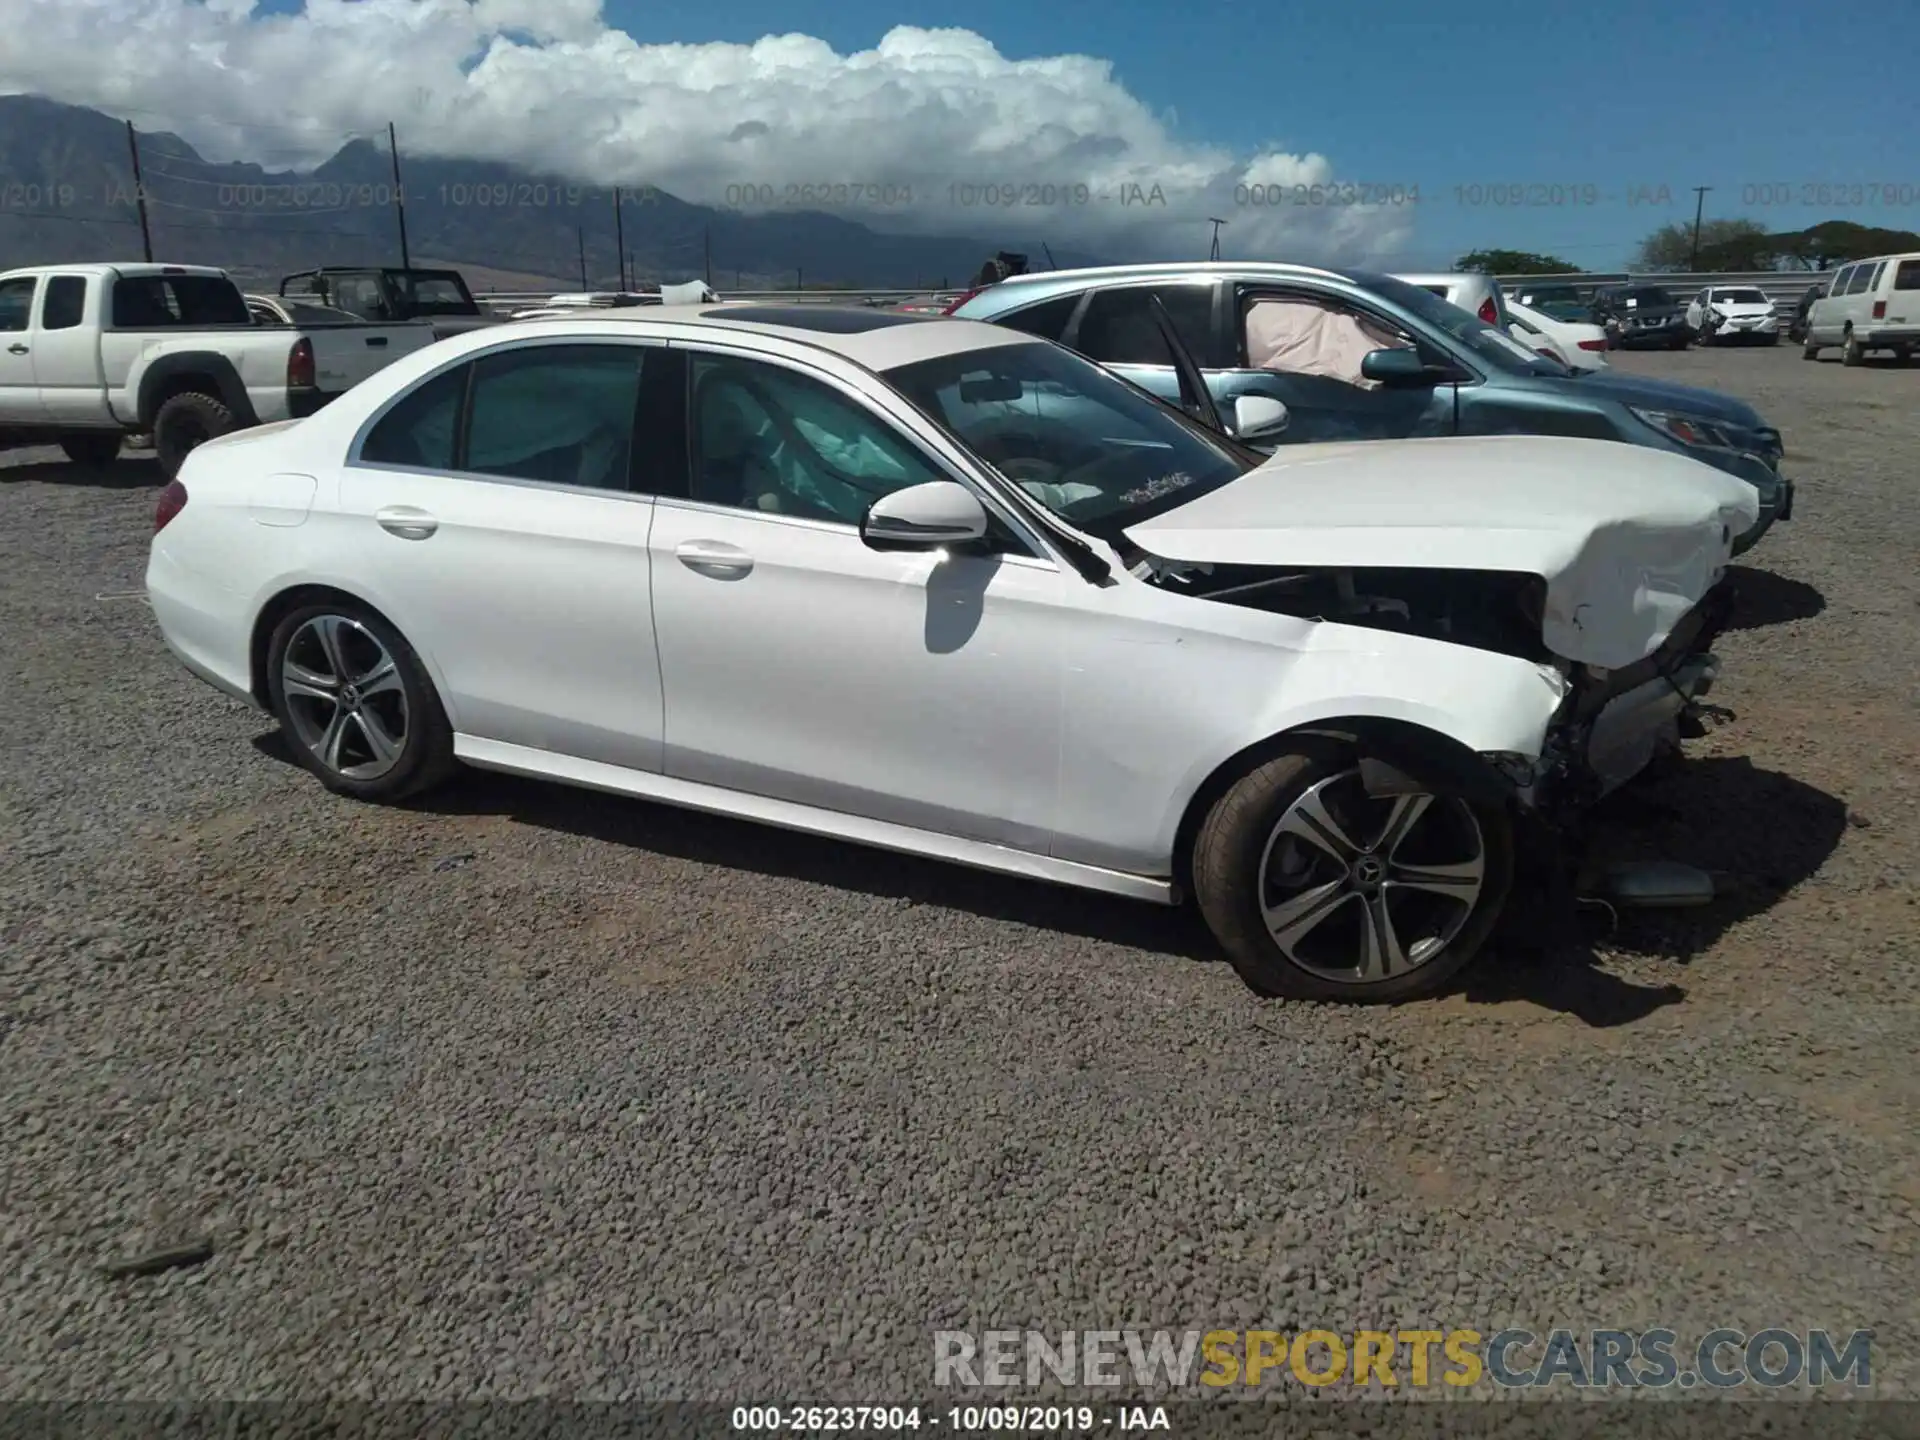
[{"left": 703, "top": 305, "right": 936, "bottom": 333}]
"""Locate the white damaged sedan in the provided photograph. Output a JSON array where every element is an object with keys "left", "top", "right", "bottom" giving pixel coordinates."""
[{"left": 147, "top": 305, "right": 1757, "bottom": 1001}]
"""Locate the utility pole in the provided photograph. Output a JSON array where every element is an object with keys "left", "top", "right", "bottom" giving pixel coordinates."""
[
  {"left": 388, "top": 122, "right": 411, "bottom": 270},
  {"left": 703, "top": 226, "right": 712, "bottom": 287},
  {"left": 577, "top": 226, "right": 587, "bottom": 288},
  {"left": 1689, "top": 186, "right": 1711, "bottom": 272},
  {"left": 613, "top": 188, "right": 627, "bottom": 291},
  {"left": 1207, "top": 217, "right": 1227, "bottom": 261},
  {"left": 1042, "top": 243, "right": 1057, "bottom": 271},
  {"left": 796, "top": 266, "right": 803, "bottom": 291},
  {"left": 124, "top": 120, "right": 153, "bottom": 262}
]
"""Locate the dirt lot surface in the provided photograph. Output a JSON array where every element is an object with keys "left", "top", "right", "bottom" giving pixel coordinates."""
[{"left": 2, "top": 343, "right": 1916, "bottom": 1405}]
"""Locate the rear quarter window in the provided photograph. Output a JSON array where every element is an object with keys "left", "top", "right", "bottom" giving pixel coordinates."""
[{"left": 1894, "top": 260, "right": 1920, "bottom": 292}]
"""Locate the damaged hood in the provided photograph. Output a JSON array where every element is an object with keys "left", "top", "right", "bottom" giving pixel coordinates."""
[{"left": 1123, "top": 434, "right": 1759, "bottom": 670}]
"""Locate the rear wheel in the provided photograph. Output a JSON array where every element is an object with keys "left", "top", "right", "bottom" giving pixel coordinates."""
[
  {"left": 152, "top": 391, "right": 237, "bottom": 479},
  {"left": 59, "top": 433, "right": 123, "bottom": 466},
  {"left": 266, "top": 602, "right": 456, "bottom": 803},
  {"left": 1191, "top": 743, "right": 1513, "bottom": 1003},
  {"left": 1842, "top": 328, "right": 1865, "bottom": 366}
]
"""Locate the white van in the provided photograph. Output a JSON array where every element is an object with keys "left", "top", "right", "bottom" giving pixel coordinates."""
[{"left": 1803, "top": 253, "right": 1920, "bottom": 364}]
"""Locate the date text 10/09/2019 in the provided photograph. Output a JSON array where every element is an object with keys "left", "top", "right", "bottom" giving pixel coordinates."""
[{"left": 729, "top": 1406, "right": 1170, "bottom": 1431}]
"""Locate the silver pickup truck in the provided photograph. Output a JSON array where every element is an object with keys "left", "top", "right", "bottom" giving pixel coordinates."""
[{"left": 0, "top": 262, "right": 438, "bottom": 477}]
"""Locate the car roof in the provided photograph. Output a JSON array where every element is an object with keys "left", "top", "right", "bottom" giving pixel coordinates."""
[
  {"left": 467, "top": 303, "right": 1033, "bottom": 370},
  {"left": 978, "top": 260, "right": 1350, "bottom": 292},
  {"left": 1389, "top": 271, "right": 1491, "bottom": 287}
]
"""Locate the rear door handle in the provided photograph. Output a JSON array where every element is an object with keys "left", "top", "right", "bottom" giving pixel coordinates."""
[
  {"left": 375, "top": 505, "right": 438, "bottom": 540},
  {"left": 366, "top": 335, "right": 388, "bottom": 348},
  {"left": 6, "top": 343, "right": 26, "bottom": 355},
  {"left": 676, "top": 539, "right": 753, "bottom": 577}
]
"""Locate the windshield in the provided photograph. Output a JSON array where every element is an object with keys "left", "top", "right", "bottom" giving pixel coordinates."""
[
  {"left": 1714, "top": 288, "right": 1769, "bottom": 305},
  {"left": 395, "top": 273, "right": 476, "bottom": 314},
  {"left": 1626, "top": 288, "right": 1676, "bottom": 306},
  {"left": 881, "top": 340, "right": 1258, "bottom": 541},
  {"left": 1350, "top": 272, "right": 1560, "bottom": 377}
]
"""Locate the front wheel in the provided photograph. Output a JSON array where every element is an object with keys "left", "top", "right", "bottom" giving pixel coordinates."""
[
  {"left": 266, "top": 602, "right": 456, "bottom": 803},
  {"left": 1802, "top": 336, "right": 1820, "bottom": 360},
  {"left": 1191, "top": 744, "right": 1513, "bottom": 1002},
  {"left": 1668, "top": 331, "right": 1690, "bottom": 350}
]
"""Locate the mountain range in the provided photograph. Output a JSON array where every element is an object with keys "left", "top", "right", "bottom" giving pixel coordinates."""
[{"left": 0, "top": 95, "right": 1098, "bottom": 292}]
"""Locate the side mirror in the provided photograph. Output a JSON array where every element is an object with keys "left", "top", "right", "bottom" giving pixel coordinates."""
[
  {"left": 1231, "top": 394, "right": 1290, "bottom": 441},
  {"left": 1359, "top": 347, "right": 1433, "bottom": 385},
  {"left": 860, "top": 480, "right": 989, "bottom": 551}
]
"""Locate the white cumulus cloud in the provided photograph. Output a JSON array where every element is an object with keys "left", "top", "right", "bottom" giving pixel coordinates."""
[{"left": 0, "top": 0, "right": 1415, "bottom": 263}]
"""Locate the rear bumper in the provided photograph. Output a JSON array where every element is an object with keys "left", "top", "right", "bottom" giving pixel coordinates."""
[{"left": 1860, "top": 327, "right": 1920, "bottom": 347}]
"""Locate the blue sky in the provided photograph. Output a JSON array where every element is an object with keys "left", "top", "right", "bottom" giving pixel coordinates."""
[
  {"left": 125, "top": 0, "right": 1920, "bottom": 268},
  {"left": 588, "top": 0, "right": 1920, "bottom": 267}
]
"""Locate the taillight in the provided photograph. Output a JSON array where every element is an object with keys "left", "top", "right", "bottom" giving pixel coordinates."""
[
  {"left": 1578, "top": 339, "right": 1607, "bottom": 351},
  {"left": 155, "top": 480, "right": 187, "bottom": 533},
  {"left": 1872, "top": 300, "right": 1887, "bottom": 319},
  {"left": 1478, "top": 296, "right": 1499, "bottom": 324},
  {"left": 287, "top": 336, "right": 316, "bottom": 389},
  {"left": 941, "top": 288, "right": 983, "bottom": 315}
]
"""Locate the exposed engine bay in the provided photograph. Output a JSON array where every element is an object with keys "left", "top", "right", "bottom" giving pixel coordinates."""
[{"left": 1134, "top": 556, "right": 1556, "bottom": 663}]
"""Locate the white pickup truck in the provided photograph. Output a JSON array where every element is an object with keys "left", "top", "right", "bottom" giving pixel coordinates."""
[{"left": 0, "top": 262, "right": 438, "bottom": 477}]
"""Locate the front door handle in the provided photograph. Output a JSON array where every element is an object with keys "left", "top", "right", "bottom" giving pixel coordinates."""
[
  {"left": 376, "top": 505, "right": 438, "bottom": 540},
  {"left": 6, "top": 343, "right": 26, "bottom": 355},
  {"left": 675, "top": 539, "right": 753, "bottom": 577}
]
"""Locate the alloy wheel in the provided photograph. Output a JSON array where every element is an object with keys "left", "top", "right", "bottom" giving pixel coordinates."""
[
  {"left": 280, "top": 614, "right": 410, "bottom": 781},
  {"left": 1256, "top": 768, "right": 1485, "bottom": 985}
]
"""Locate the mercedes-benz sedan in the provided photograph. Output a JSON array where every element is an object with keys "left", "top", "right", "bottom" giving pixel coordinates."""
[{"left": 148, "top": 305, "right": 1755, "bottom": 1002}]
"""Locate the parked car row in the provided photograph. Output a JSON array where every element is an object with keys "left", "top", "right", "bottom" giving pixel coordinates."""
[
  {"left": 1508, "top": 254, "right": 1920, "bottom": 367},
  {"left": 149, "top": 292, "right": 1763, "bottom": 1003}
]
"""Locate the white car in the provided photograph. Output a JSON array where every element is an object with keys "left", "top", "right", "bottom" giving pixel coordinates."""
[
  {"left": 1388, "top": 271, "right": 1511, "bottom": 329},
  {"left": 146, "top": 306, "right": 1755, "bottom": 1002},
  {"left": 1502, "top": 298, "right": 1610, "bottom": 372},
  {"left": 1685, "top": 287, "right": 1780, "bottom": 346},
  {"left": 1803, "top": 252, "right": 1920, "bottom": 365}
]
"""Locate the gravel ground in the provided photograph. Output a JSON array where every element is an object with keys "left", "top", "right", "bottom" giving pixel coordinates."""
[{"left": 2, "top": 343, "right": 1917, "bottom": 1406}]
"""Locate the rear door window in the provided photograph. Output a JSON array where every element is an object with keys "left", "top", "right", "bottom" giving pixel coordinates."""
[
  {"left": 1894, "top": 260, "right": 1920, "bottom": 291},
  {"left": 1071, "top": 284, "right": 1222, "bottom": 368},
  {"left": 40, "top": 276, "right": 87, "bottom": 330}
]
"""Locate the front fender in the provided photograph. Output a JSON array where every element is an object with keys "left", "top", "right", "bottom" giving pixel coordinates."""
[{"left": 1053, "top": 614, "right": 1570, "bottom": 877}]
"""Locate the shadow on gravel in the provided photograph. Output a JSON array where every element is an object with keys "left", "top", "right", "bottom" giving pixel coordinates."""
[
  {"left": 253, "top": 741, "right": 1847, "bottom": 1007},
  {"left": 1460, "top": 754, "right": 1848, "bottom": 1025},
  {"left": 1724, "top": 564, "right": 1826, "bottom": 631},
  {"left": 383, "top": 765, "right": 1220, "bottom": 962},
  {"left": 0, "top": 456, "right": 163, "bottom": 489}
]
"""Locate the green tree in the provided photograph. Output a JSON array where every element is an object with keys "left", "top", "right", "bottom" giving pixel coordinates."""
[
  {"left": 1634, "top": 217, "right": 1771, "bottom": 272},
  {"left": 1453, "top": 249, "right": 1580, "bottom": 274},
  {"left": 1770, "top": 220, "right": 1920, "bottom": 270}
]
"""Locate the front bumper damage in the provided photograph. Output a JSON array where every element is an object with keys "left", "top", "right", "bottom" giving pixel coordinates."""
[{"left": 1357, "top": 578, "right": 1737, "bottom": 940}]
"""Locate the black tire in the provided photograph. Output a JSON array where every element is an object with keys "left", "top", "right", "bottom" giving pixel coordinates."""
[
  {"left": 1842, "top": 329, "right": 1864, "bottom": 367},
  {"left": 1802, "top": 337, "right": 1820, "bottom": 360},
  {"left": 1191, "top": 739, "right": 1514, "bottom": 1003},
  {"left": 266, "top": 601, "right": 457, "bottom": 803},
  {"left": 152, "top": 391, "right": 236, "bottom": 479},
  {"left": 1668, "top": 330, "right": 1690, "bottom": 350},
  {"left": 59, "top": 432, "right": 123, "bottom": 466}
]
